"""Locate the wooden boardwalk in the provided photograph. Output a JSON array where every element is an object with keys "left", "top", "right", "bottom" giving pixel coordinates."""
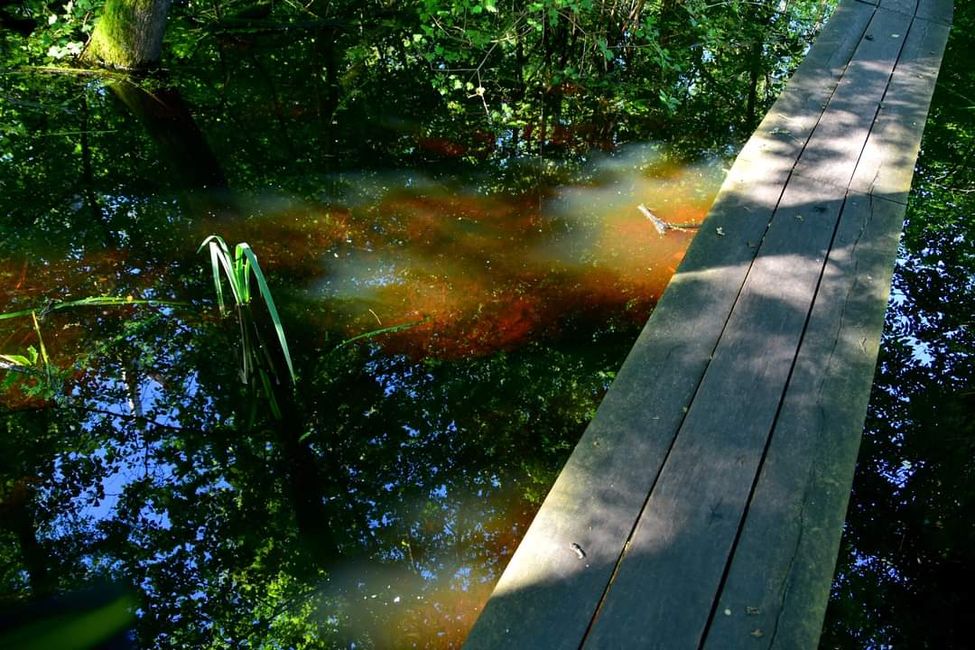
[{"left": 464, "top": 0, "right": 953, "bottom": 647}]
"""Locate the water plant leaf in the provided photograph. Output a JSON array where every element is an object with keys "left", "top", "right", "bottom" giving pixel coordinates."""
[
  {"left": 199, "top": 236, "right": 296, "bottom": 387},
  {"left": 234, "top": 242, "right": 295, "bottom": 384},
  {"left": 199, "top": 235, "right": 241, "bottom": 312},
  {"left": 0, "top": 353, "right": 32, "bottom": 367},
  {"left": 0, "top": 296, "right": 185, "bottom": 321},
  {"left": 336, "top": 317, "right": 431, "bottom": 349}
]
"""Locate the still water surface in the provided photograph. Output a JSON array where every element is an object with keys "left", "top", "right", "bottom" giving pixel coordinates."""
[{"left": 0, "top": 4, "right": 838, "bottom": 646}]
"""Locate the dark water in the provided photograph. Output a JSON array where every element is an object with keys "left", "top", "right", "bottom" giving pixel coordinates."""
[
  {"left": 0, "top": 3, "right": 839, "bottom": 647},
  {"left": 821, "top": 4, "right": 975, "bottom": 649}
]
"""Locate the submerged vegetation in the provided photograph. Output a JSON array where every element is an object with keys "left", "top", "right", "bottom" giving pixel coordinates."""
[{"left": 22, "top": 0, "right": 975, "bottom": 647}]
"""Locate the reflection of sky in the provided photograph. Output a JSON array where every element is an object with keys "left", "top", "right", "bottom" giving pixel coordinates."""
[
  {"left": 53, "top": 351, "right": 203, "bottom": 530},
  {"left": 0, "top": 144, "right": 716, "bottom": 643}
]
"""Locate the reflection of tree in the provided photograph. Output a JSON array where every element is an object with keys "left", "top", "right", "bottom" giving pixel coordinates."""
[
  {"left": 3, "top": 302, "right": 622, "bottom": 644},
  {"left": 822, "top": 4, "right": 975, "bottom": 647},
  {"left": 0, "top": 0, "right": 841, "bottom": 645}
]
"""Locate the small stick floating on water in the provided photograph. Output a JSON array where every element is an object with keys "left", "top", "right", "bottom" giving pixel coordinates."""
[{"left": 638, "top": 204, "right": 702, "bottom": 235}]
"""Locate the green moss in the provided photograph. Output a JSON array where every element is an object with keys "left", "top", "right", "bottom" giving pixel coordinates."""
[{"left": 82, "top": 0, "right": 169, "bottom": 69}]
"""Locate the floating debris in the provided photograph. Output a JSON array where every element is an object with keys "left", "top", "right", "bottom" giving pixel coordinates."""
[{"left": 637, "top": 204, "right": 701, "bottom": 235}]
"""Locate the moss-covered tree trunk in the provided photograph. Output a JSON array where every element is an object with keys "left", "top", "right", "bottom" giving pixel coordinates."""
[{"left": 81, "top": 0, "right": 172, "bottom": 69}]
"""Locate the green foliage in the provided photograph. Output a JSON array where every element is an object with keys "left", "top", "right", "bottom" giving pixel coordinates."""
[
  {"left": 0, "top": 0, "right": 99, "bottom": 65},
  {"left": 0, "top": 312, "right": 60, "bottom": 404},
  {"left": 0, "top": 0, "right": 844, "bottom": 646},
  {"left": 198, "top": 235, "right": 296, "bottom": 424}
]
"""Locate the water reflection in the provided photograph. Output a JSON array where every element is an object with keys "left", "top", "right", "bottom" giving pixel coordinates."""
[
  {"left": 821, "top": 2, "right": 975, "bottom": 645},
  {"left": 0, "top": 142, "right": 719, "bottom": 646},
  {"left": 260, "top": 145, "right": 720, "bottom": 358},
  {"left": 0, "top": 0, "right": 835, "bottom": 644}
]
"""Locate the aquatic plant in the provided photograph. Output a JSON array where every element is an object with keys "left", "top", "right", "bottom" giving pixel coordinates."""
[
  {"left": 0, "top": 295, "right": 180, "bottom": 322},
  {"left": 199, "top": 235, "right": 296, "bottom": 418},
  {"left": 0, "top": 311, "right": 62, "bottom": 403}
]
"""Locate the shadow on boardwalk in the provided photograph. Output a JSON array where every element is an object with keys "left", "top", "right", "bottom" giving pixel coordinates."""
[{"left": 464, "top": 1, "right": 953, "bottom": 647}]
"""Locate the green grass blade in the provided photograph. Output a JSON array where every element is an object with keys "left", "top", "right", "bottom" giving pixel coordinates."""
[
  {"left": 235, "top": 243, "right": 295, "bottom": 384},
  {"left": 30, "top": 310, "right": 55, "bottom": 387},
  {"left": 0, "top": 307, "right": 42, "bottom": 321},
  {"left": 0, "top": 297, "right": 186, "bottom": 322},
  {"left": 207, "top": 244, "right": 227, "bottom": 314},
  {"left": 0, "top": 354, "right": 32, "bottom": 367},
  {"left": 200, "top": 235, "right": 246, "bottom": 310},
  {"left": 336, "top": 317, "right": 430, "bottom": 349},
  {"left": 198, "top": 234, "right": 229, "bottom": 255},
  {"left": 233, "top": 244, "right": 252, "bottom": 305},
  {"left": 258, "top": 369, "right": 283, "bottom": 420},
  {"left": 31, "top": 312, "right": 49, "bottom": 368},
  {"left": 238, "top": 309, "right": 252, "bottom": 383}
]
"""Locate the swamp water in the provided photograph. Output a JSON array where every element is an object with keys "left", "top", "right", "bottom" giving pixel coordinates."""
[{"left": 0, "top": 3, "right": 837, "bottom": 646}]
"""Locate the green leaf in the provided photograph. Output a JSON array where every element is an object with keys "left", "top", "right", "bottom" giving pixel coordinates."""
[
  {"left": 0, "top": 354, "right": 32, "bottom": 367},
  {"left": 235, "top": 243, "right": 296, "bottom": 384}
]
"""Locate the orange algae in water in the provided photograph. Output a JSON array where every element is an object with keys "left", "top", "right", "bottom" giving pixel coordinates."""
[
  {"left": 314, "top": 155, "right": 721, "bottom": 357},
  {"left": 201, "top": 153, "right": 722, "bottom": 359}
]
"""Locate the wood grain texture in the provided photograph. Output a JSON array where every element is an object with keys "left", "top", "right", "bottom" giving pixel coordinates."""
[
  {"left": 850, "top": 13, "right": 952, "bottom": 202},
  {"left": 916, "top": 0, "right": 953, "bottom": 23},
  {"left": 702, "top": 193, "right": 908, "bottom": 649},
  {"left": 732, "top": 0, "right": 874, "bottom": 177},
  {"left": 794, "top": 8, "right": 913, "bottom": 190},
  {"left": 877, "top": 0, "right": 918, "bottom": 17},
  {"left": 582, "top": 173, "right": 846, "bottom": 649}
]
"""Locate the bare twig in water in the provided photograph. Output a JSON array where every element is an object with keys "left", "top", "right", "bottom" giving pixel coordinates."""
[{"left": 637, "top": 204, "right": 702, "bottom": 234}]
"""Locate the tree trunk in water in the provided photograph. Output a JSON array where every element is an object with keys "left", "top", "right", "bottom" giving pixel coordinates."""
[
  {"left": 0, "top": 479, "right": 55, "bottom": 597},
  {"left": 108, "top": 82, "right": 236, "bottom": 221},
  {"left": 109, "top": 83, "right": 228, "bottom": 192},
  {"left": 82, "top": 0, "right": 172, "bottom": 69}
]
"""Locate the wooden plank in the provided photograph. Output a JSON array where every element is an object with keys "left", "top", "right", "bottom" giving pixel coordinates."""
[
  {"left": 851, "top": 10, "right": 953, "bottom": 202},
  {"left": 916, "top": 0, "right": 953, "bottom": 24},
  {"left": 702, "top": 193, "right": 908, "bottom": 649},
  {"left": 462, "top": 4, "right": 877, "bottom": 646},
  {"left": 877, "top": 0, "right": 918, "bottom": 17},
  {"left": 733, "top": 0, "right": 874, "bottom": 178},
  {"left": 793, "top": 8, "right": 913, "bottom": 190},
  {"left": 704, "top": 10, "right": 950, "bottom": 647},
  {"left": 583, "top": 173, "right": 848, "bottom": 648}
]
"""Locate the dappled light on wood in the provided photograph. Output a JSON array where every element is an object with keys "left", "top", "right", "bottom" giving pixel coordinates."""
[{"left": 0, "top": 0, "right": 850, "bottom": 645}]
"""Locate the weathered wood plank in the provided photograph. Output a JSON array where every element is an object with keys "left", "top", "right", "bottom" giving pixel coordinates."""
[
  {"left": 732, "top": 0, "right": 874, "bottom": 178},
  {"left": 701, "top": 192, "right": 908, "bottom": 649},
  {"left": 703, "top": 8, "right": 950, "bottom": 646},
  {"left": 582, "top": 172, "right": 847, "bottom": 648},
  {"left": 463, "top": 0, "right": 954, "bottom": 646},
  {"left": 877, "top": 0, "right": 918, "bottom": 17},
  {"left": 794, "top": 8, "right": 913, "bottom": 190},
  {"left": 462, "top": 4, "right": 877, "bottom": 646},
  {"left": 916, "top": 0, "right": 953, "bottom": 24},
  {"left": 851, "top": 12, "right": 953, "bottom": 202}
]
